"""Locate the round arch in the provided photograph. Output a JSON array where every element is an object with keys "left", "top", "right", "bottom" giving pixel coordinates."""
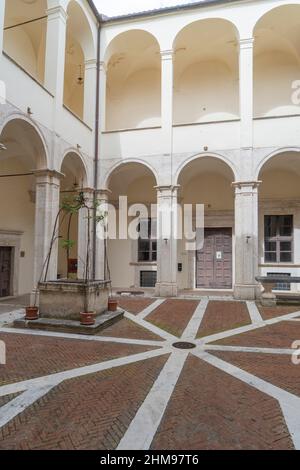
[
  {"left": 0, "top": 114, "right": 49, "bottom": 169},
  {"left": 103, "top": 159, "right": 159, "bottom": 190},
  {"left": 103, "top": 29, "right": 161, "bottom": 65},
  {"left": 255, "top": 147, "right": 300, "bottom": 180},
  {"left": 60, "top": 150, "right": 88, "bottom": 189},
  {"left": 175, "top": 152, "right": 238, "bottom": 186}
]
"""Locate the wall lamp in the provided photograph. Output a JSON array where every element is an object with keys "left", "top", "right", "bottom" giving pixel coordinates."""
[{"left": 0, "top": 143, "right": 7, "bottom": 151}]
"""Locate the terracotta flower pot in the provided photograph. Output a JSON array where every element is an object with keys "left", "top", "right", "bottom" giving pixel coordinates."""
[
  {"left": 25, "top": 306, "right": 39, "bottom": 321},
  {"left": 108, "top": 299, "right": 118, "bottom": 312},
  {"left": 80, "top": 311, "right": 96, "bottom": 326}
]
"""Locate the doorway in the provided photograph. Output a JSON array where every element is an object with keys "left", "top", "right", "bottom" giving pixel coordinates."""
[{"left": 0, "top": 247, "right": 12, "bottom": 297}]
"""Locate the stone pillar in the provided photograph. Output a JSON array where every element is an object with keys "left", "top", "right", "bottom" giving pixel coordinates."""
[
  {"left": 44, "top": 5, "right": 67, "bottom": 105},
  {"left": 31, "top": 170, "right": 63, "bottom": 303},
  {"left": 95, "top": 189, "right": 111, "bottom": 280},
  {"left": 233, "top": 181, "right": 260, "bottom": 300},
  {"left": 84, "top": 59, "right": 97, "bottom": 127},
  {"left": 99, "top": 61, "right": 107, "bottom": 132},
  {"left": 77, "top": 188, "right": 94, "bottom": 281},
  {"left": 155, "top": 185, "right": 179, "bottom": 297},
  {"left": 239, "top": 38, "right": 254, "bottom": 150},
  {"left": 161, "top": 50, "right": 174, "bottom": 155},
  {"left": 0, "top": 0, "right": 5, "bottom": 58}
]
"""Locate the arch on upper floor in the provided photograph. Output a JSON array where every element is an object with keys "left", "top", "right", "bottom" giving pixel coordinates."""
[
  {"left": 104, "top": 30, "right": 161, "bottom": 131},
  {"left": 255, "top": 147, "right": 300, "bottom": 181},
  {"left": 253, "top": 4, "right": 300, "bottom": 117},
  {"left": 63, "top": 0, "right": 96, "bottom": 120},
  {"left": 3, "top": 0, "right": 48, "bottom": 83},
  {"left": 173, "top": 18, "right": 240, "bottom": 125}
]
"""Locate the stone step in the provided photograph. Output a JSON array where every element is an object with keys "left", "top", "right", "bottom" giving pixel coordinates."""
[{"left": 13, "top": 310, "right": 124, "bottom": 335}]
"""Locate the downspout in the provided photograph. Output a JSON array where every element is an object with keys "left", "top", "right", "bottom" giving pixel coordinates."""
[{"left": 92, "top": 20, "right": 101, "bottom": 280}]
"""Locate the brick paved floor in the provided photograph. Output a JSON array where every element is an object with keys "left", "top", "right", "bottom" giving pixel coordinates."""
[
  {"left": 117, "top": 297, "right": 155, "bottom": 315},
  {"left": 0, "top": 298, "right": 299, "bottom": 450},
  {"left": 258, "top": 304, "right": 300, "bottom": 320},
  {"left": 0, "top": 355, "right": 169, "bottom": 450},
  {"left": 97, "top": 318, "right": 163, "bottom": 341},
  {"left": 0, "top": 332, "right": 158, "bottom": 386},
  {"left": 151, "top": 355, "right": 293, "bottom": 450},
  {"left": 146, "top": 299, "right": 199, "bottom": 337},
  {"left": 211, "top": 321, "right": 300, "bottom": 349},
  {"left": 197, "top": 301, "right": 251, "bottom": 338},
  {"left": 210, "top": 351, "right": 300, "bottom": 398}
]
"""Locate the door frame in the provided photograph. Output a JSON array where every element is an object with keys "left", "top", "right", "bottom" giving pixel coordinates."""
[
  {"left": 195, "top": 227, "right": 233, "bottom": 290},
  {"left": 186, "top": 213, "right": 235, "bottom": 291},
  {"left": 0, "top": 246, "right": 14, "bottom": 298},
  {"left": 0, "top": 231, "right": 23, "bottom": 297}
]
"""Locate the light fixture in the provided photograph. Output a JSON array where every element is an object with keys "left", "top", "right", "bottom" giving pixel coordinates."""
[
  {"left": 77, "top": 65, "right": 84, "bottom": 85},
  {"left": 27, "top": 107, "right": 33, "bottom": 116},
  {"left": 0, "top": 143, "right": 7, "bottom": 151}
]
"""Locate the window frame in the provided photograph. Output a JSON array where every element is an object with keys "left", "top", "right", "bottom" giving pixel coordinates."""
[
  {"left": 137, "top": 218, "right": 157, "bottom": 263},
  {"left": 264, "top": 215, "right": 294, "bottom": 264}
]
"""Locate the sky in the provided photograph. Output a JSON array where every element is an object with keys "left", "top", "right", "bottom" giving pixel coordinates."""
[{"left": 94, "top": 0, "right": 200, "bottom": 18}]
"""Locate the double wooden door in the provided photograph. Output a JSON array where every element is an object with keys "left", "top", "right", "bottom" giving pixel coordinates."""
[{"left": 196, "top": 228, "right": 232, "bottom": 289}]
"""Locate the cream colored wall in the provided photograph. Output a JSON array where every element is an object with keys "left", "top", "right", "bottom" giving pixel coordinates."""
[
  {"left": 108, "top": 238, "right": 135, "bottom": 289},
  {"left": 181, "top": 173, "right": 234, "bottom": 210},
  {"left": 260, "top": 169, "right": 300, "bottom": 199},
  {"left": 174, "top": 60, "right": 239, "bottom": 124},
  {"left": 254, "top": 51, "right": 300, "bottom": 117},
  {"left": 107, "top": 68, "right": 161, "bottom": 130},
  {"left": 0, "top": 160, "right": 35, "bottom": 295}
]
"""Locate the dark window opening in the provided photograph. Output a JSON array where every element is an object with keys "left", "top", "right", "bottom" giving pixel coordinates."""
[
  {"left": 138, "top": 218, "right": 157, "bottom": 262},
  {"left": 140, "top": 271, "right": 157, "bottom": 288}
]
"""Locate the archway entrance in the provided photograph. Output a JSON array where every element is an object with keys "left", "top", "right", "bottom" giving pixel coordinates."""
[
  {"left": 0, "top": 118, "right": 47, "bottom": 297},
  {"left": 177, "top": 156, "right": 235, "bottom": 291}
]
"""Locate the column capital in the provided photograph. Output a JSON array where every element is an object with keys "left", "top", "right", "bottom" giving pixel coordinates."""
[
  {"left": 155, "top": 184, "right": 180, "bottom": 194},
  {"left": 85, "top": 58, "right": 98, "bottom": 70},
  {"left": 160, "top": 49, "right": 174, "bottom": 61},
  {"left": 33, "top": 169, "right": 65, "bottom": 181},
  {"left": 232, "top": 180, "right": 261, "bottom": 196},
  {"left": 46, "top": 5, "right": 68, "bottom": 22},
  {"left": 99, "top": 61, "right": 107, "bottom": 73},
  {"left": 96, "top": 189, "right": 112, "bottom": 200},
  {"left": 239, "top": 38, "right": 254, "bottom": 50}
]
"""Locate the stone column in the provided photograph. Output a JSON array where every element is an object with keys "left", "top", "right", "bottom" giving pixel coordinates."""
[
  {"left": 239, "top": 38, "right": 254, "bottom": 150},
  {"left": 77, "top": 188, "right": 94, "bottom": 281},
  {"left": 161, "top": 50, "right": 174, "bottom": 156},
  {"left": 233, "top": 181, "right": 260, "bottom": 300},
  {"left": 44, "top": 4, "right": 67, "bottom": 106},
  {"left": 31, "top": 170, "right": 63, "bottom": 303},
  {"left": 155, "top": 185, "right": 179, "bottom": 297},
  {"left": 99, "top": 61, "right": 107, "bottom": 132},
  {"left": 84, "top": 59, "right": 97, "bottom": 127},
  {"left": 94, "top": 189, "right": 111, "bottom": 281}
]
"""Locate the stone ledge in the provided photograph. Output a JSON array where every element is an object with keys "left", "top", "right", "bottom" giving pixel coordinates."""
[{"left": 13, "top": 310, "right": 124, "bottom": 336}]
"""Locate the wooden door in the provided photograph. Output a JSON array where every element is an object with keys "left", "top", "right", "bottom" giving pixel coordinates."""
[
  {"left": 196, "top": 228, "right": 232, "bottom": 289},
  {"left": 0, "top": 247, "right": 12, "bottom": 297}
]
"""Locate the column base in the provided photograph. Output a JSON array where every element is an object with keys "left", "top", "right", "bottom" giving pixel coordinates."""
[
  {"left": 234, "top": 284, "right": 259, "bottom": 301},
  {"left": 155, "top": 282, "right": 178, "bottom": 298}
]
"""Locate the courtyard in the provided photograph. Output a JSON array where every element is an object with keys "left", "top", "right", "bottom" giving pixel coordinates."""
[{"left": 0, "top": 296, "right": 299, "bottom": 450}]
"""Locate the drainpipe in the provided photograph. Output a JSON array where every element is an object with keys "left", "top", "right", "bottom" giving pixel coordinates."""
[{"left": 92, "top": 21, "right": 101, "bottom": 280}]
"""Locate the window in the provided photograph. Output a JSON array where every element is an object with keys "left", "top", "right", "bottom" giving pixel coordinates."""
[
  {"left": 264, "top": 215, "right": 293, "bottom": 263},
  {"left": 267, "top": 272, "right": 291, "bottom": 291},
  {"left": 140, "top": 271, "right": 157, "bottom": 288},
  {"left": 138, "top": 219, "right": 157, "bottom": 262}
]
